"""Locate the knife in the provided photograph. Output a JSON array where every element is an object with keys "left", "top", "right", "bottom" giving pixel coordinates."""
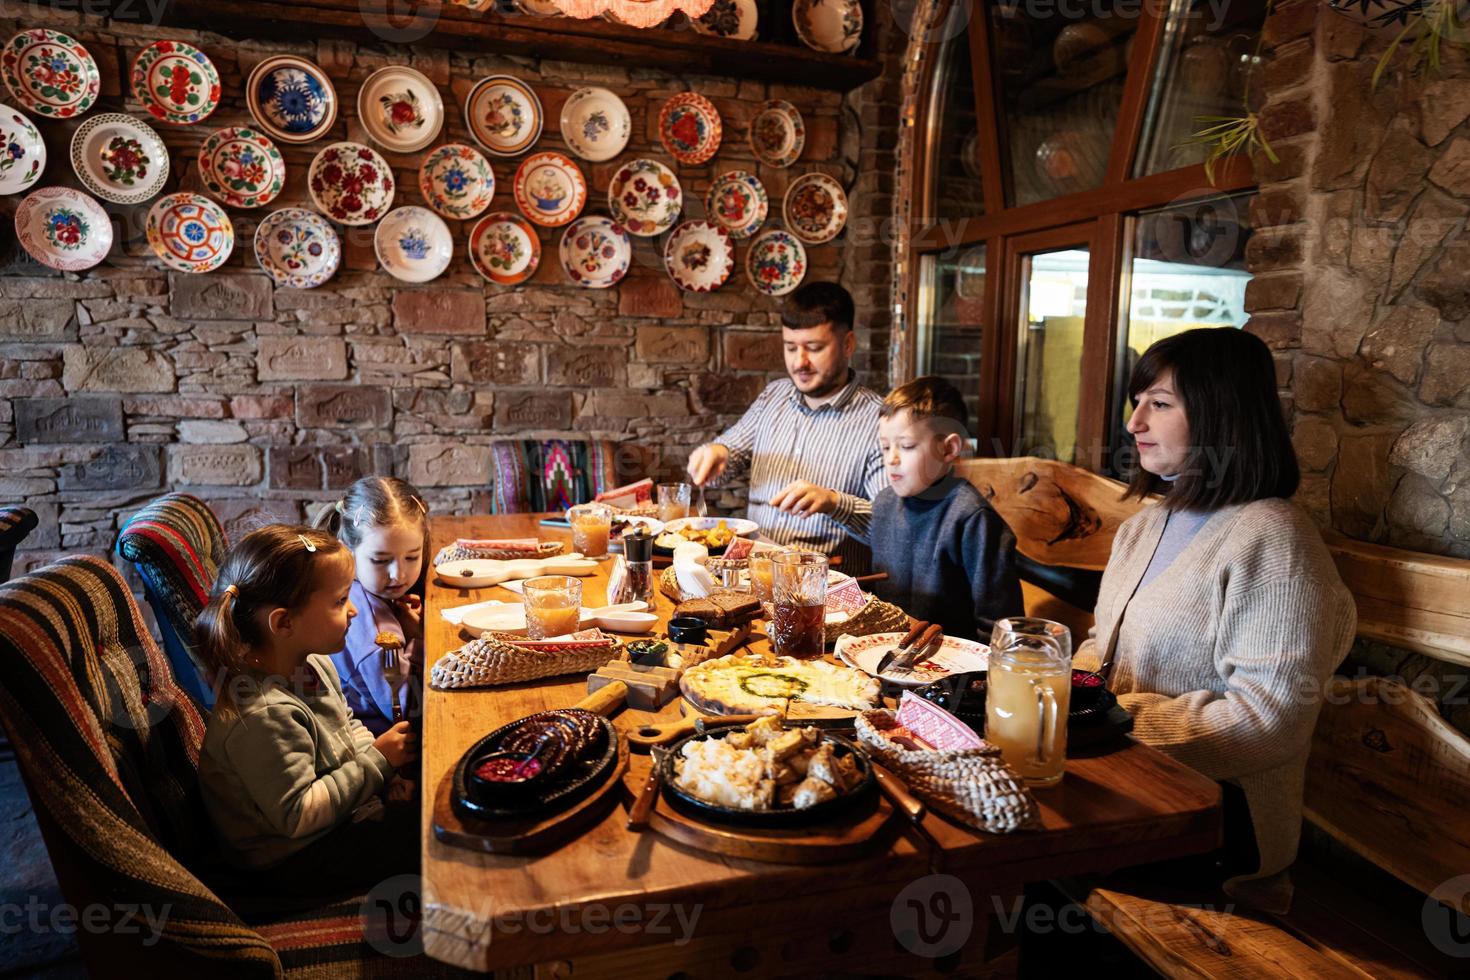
[
  {"left": 872, "top": 761, "right": 926, "bottom": 823},
  {"left": 887, "top": 624, "right": 945, "bottom": 677},
  {"left": 626, "top": 745, "right": 668, "bottom": 830},
  {"left": 876, "top": 620, "right": 929, "bottom": 675}
]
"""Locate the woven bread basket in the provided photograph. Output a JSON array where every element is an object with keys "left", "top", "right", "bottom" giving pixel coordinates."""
[
  {"left": 825, "top": 595, "right": 910, "bottom": 644},
  {"left": 430, "top": 631, "right": 619, "bottom": 689}
]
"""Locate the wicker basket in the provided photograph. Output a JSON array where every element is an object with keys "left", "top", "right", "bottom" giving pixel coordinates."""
[
  {"left": 825, "top": 595, "right": 910, "bottom": 645},
  {"left": 854, "top": 709, "right": 1040, "bottom": 834},
  {"left": 433, "top": 541, "right": 564, "bottom": 565},
  {"left": 430, "top": 631, "right": 620, "bottom": 689}
]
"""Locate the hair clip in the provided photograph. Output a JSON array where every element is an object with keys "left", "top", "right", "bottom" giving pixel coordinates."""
[
  {"left": 412, "top": 495, "right": 427, "bottom": 514},
  {"left": 353, "top": 505, "right": 365, "bottom": 528},
  {"left": 334, "top": 499, "right": 346, "bottom": 514},
  {"left": 299, "top": 534, "right": 317, "bottom": 553}
]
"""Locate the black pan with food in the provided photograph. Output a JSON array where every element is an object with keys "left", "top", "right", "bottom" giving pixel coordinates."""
[{"left": 452, "top": 708, "right": 618, "bottom": 821}]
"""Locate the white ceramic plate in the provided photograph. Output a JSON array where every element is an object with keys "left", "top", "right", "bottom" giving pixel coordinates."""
[
  {"left": 146, "top": 192, "right": 234, "bottom": 274},
  {"left": 607, "top": 158, "right": 682, "bottom": 237},
  {"left": 469, "top": 210, "right": 541, "bottom": 286},
  {"left": 783, "top": 171, "right": 848, "bottom": 244},
  {"left": 197, "top": 125, "right": 285, "bottom": 209},
  {"left": 374, "top": 205, "right": 453, "bottom": 283},
  {"left": 559, "top": 215, "right": 631, "bottom": 289},
  {"left": 130, "top": 39, "right": 219, "bottom": 125},
  {"left": 254, "top": 207, "right": 340, "bottom": 289},
  {"left": 308, "top": 141, "right": 395, "bottom": 226},
  {"left": 2, "top": 29, "right": 100, "bottom": 120},
  {"left": 14, "top": 186, "right": 111, "bottom": 271},
  {"left": 465, "top": 74, "right": 543, "bottom": 157},
  {"left": 692, "top": 0, "right": 758, "bottom": 40},
  {"left": 560, "top": 86, "right": 630, "bottom": 163},
  {"left": 513, "top": 151, "right": 586, "bottom": 227},
  {"left": 705, "top": 170, "right": 767, "bottom": 240},
  {"left": 418, "top": 143, "right": 495, "bottom": 220},
  {"left": 69, "top": 112, "right": 168, "bottom": 205},
  {"left": 0, "top": 104, "right": 44, "bottom": 194},
  {"left": 745, "top": 228, "right": 807, "bottom": 296},
  {"left": 357, "top": 65, "right": 443, "bottom": 153},
  {"left": 749, "top": 99, "right": 805, "bottom": 168},
  {"left": 663, "top": 516, "right": 759, "bottom": 537},
  {"left": 834, "top": 632, "right": 990, "bottom": 688},
  {"left": 663, "top": 219, "right": 733, "bottom": 292},
  {"left": 793, "top": 0, "right": 863, "bottom": 53}
]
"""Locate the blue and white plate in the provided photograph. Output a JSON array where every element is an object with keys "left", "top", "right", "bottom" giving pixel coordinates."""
[
  {"left": 374, "top": 205, "right": 453, "bottom": 283},
  {"left": 246, "top": 55, "right": 337, "bottom": 145},
  {"left": 254, "top": 207, "right": 340, "bottom": 289}
]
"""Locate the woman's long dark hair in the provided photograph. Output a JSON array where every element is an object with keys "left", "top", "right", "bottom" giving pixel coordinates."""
[{"left": 1124, "top": 327, "right": 1300, "bottom": 510}]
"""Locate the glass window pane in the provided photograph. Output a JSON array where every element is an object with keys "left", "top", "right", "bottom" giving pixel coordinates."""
[
  {"left": 1133, "top": 0, "right": 1269, "bottom": 178},
  {"left": 990, "top": 2, "right": 1136, "bottom": 207},
  {"left": 917, "top": 246, "right": 987, "bottom": 442},
  {"left": 1107, "top": 193, "right": 1254, "bottom": 473},
  {"left": 925, "top": 14, "right": 984, "bottom": 221},
  {"left": 1017, "top": 248, "right": 1090, "bottom": 461}
]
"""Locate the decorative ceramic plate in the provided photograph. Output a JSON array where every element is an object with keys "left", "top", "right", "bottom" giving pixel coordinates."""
[
  {"left": 657, "top": 92, "right": 722, "bottom": 166},
  {"left": 2, "top": 29, "right": 99, "bottom": 120},
  {"left": 704, "top": 169, "right": 767, "bottom": 240},
  {"left": 146, "top": 192, "right": 234, "bottom": 274},
  {"left": 692, "top": 0, "right": 758, "bottom": 40},
  {"left": 374, "top": 205, "right": 454, "bottom": 283},
  {"left": 560, "top": 216, "right": 631, "bottom": 289},
  {"left": 69, "top": 113, "right": 169, "bottom": 206},
  {"left": 513, "top": 151, "right": 586, "bottom": 227},
  {"left": 560, "top": 87, "right": 630, "bottom": 163},
  {"left": 465, "top": 74, "right": 543, "bottom": 157},
  {"left": 834, "top": 632, "right": 989, "bottom": 688},
  {"left": 418, "top": 143, "right": 494, "bottom": 220},
  {"left": 783, "top": 171, "right": 847, "bottom": 244},
  {"left": 746, "top": 228, "right": 806, "bottom": 296},
  {"left": 130, "top": 40, "right": 220, "bottom": 125},
  {"left": 0, "top": 105, "right": 44, "bottom": 195},
  {"left": 469, "top": 211, "right": 541, "bottom": 286},
  {"left": 663, "top": 220, "right": 733, "bottom": 292},
  {"left": 607, "top": 158, "right": 682, "bottom": 237},
  {"left": 357, "top": 65, "right": 443, "bottom": 153},
  {"left": 749, "top": 99, "right": 805, "bottom": 168},
  {"left": 197, "top": 126, "right": 285, "bottom": 209},
  {"left": 308, "top": 141, "right": 395, "bottom": 226},
  {"left": 793, "top": 0, "right": 863, "bottom": 53},
  {"left": 246, "top": 55, "right": 337, "bottom": 145},
  {"left": 254, "top": 207, "right": 341, "bottom": 289},
  {"left": 14, "top": 186, "right": 111, "bottom": 271}
]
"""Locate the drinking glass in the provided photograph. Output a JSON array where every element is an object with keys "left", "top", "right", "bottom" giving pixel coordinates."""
[
  {"left": 769, "top": 551, "right": 828, "bottom": 660},
  {"left": 567, "top": 502, "right": 613, "bottom": 558},
  {"left": 522, "top": 575, "right": 583, "bottom": 640},
  {"left": 747, "top": 551, "right": 778, "bottom": 616},
  {"left": 656, "top": 483, "right": 692, "bottom": 523},
  {"left": 985, "top": 617, "right": 1072, "bottom": 787}
]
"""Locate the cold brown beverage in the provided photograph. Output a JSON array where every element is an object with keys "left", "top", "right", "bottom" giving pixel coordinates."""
[{"left": 769, "top": 601, "right": 824, "bottom": 660}]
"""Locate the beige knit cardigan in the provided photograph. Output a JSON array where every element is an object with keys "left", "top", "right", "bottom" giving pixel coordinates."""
[{"left": 1076, "top": 497, "right": 1357, "bottom": 908}]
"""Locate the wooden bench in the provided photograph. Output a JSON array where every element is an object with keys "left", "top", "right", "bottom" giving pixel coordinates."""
[{"left": 961, "top": 458, "right": 1470, "bottom": 977}]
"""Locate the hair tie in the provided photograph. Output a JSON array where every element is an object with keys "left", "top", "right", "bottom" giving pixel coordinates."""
[
  {"left": 334, "top": 499, "right": 345, "bottom": 515},
  {"left": 299, "top": 534, "right": 317, "bottom": 553},
  {"left": 223, "top": 584, "right": 238, "bottom": 599}
]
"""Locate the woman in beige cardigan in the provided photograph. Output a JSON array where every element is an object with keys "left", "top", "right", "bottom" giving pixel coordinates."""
[{"left": 1079, "top": 327, "right": 1356, "bottom": 913}]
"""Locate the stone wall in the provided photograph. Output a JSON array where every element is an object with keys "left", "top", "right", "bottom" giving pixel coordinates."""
[{"left": 0, "top": 1, "right": 906, "bottom": 574}]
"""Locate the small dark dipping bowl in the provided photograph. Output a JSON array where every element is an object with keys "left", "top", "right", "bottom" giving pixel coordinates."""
[{"left": 667, "top": 617, "right": 708, "bottom": 645}]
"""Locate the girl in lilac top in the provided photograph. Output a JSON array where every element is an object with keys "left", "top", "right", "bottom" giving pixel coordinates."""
[{"left": 317, "top": 476, "right": 430, "bottom": 737}]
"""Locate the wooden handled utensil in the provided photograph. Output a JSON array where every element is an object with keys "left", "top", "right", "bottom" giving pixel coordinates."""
[
  {"left": 626, "top": 745, "right": 668, "bottom": 830},
  {"left": 876, "top": 621, "right": 930, "bottom": 675},
  {"left": 871, "top": 762, "right": 926, "bottom": 824},
  {"left": 625, "top": 712, "right": 765, "bottom": 752},
  {"left": 888, "top": 624, "right": 945, "bottom": 677},
  {"left": 574, "top": 680, "right": 628, "bottom": 718}
]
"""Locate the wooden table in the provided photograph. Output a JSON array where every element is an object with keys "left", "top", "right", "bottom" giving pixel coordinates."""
[{"left": 421, "top": 515, "right": 1221, "bottom": 976}]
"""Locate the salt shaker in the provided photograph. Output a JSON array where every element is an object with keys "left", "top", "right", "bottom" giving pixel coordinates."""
[{"left": 623, "top": 529, "right": 655, "bottom": 605}]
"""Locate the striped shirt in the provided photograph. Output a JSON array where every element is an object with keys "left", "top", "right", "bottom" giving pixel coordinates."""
[{"left": 711, "top": 375, "right": 885, "bottom": 574}]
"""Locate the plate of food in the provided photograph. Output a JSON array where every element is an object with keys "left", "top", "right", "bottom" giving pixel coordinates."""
[
  {"left": 661, "top": 715, "right": 873, "bottom": 826},
  {"left": 680, "top": 652, "right": 881, "bottom": 720},
  {"left": 453, "top": 707, "right": 617, "bottom": 819},
  {"left": 663, "top": 516, "right": 758, "bottom": 538},
  {"left": 655, "top": 517, "right": 748, "bottom": 555},
  {"left": 606, "top": 513, "right": 664, "bottom": 547},
  {"left": 833, "top": 630, "right": 990, "bottom": 687}
]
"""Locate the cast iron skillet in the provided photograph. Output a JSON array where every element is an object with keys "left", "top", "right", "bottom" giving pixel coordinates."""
[
  {"left": 658, "top": 723, "right": 875, "bottom": 828},
  {"left": 452, "top": 710, "right": 619, "bottom": 821}
]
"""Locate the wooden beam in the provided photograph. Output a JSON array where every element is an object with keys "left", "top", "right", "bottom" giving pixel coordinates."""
[
  {"left": 1104, "top": 0, "right": 1170, "bottom": 184},
  {"left": 1324, "top": 533, "right": 1470, "bottom": 666},
  {"left": 1074, "top": 211, "right": 1126, "bottom": 470},
  {"left": 966, "top": 0, "right": 1007, "bottom": 215}
]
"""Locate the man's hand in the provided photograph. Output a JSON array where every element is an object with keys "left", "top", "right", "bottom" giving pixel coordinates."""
[
  {"left": 770, "top": 480, "right": 840, "bottom": 518},
  {"left": 687, "top": 443, "right": 730, "bottom": 486}
]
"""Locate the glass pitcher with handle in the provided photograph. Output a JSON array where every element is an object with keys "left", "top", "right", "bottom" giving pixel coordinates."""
[{"left": 985, "top": 617, "right": 1072, "bottom": 787}]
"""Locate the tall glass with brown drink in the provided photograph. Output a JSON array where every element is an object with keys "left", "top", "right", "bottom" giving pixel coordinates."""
[{"left": 769, "top": 551, "right": 827, "bottom": 660}]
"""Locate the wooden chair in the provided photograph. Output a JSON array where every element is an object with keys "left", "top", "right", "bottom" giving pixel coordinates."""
[
  {"left": 0, "top": 506, "right": 38, "bottom": 584},
  {"left": 486, "top": 439, "right": 655, "bottom": 514}
]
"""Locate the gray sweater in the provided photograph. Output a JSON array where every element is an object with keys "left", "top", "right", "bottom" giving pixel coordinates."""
[{"left": 200, "top": 655, "right": 394, "bottom": 870}]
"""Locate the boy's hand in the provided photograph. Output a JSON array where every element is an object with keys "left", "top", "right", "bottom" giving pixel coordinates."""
[
  {"left": 374, "top": 720, "right": 419, "bottom": 769},
  {"left": 771, "top": 481, "right": 839, "bottom": 517},
  {"left": 687, "top": 444, "right": 729, "bottom": 486}
]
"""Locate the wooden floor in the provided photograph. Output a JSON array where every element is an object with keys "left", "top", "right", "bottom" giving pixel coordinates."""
[{"left": 0, "top": 751, "right": 85, "bottom": 979}]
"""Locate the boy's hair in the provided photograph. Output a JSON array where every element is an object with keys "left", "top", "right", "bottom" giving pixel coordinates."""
[
  {"left": 194, "top": 525, "right": 350, "bottom": 707},
  {"left": 1124, "top": 327, "right": 1299, "bottom": 509},
  {"left": 879, "top": 375, "right": 969, "bottom": 434},
  {"left": 780, "top": 281, "right": 854, "bottom": 334},
  {"left": 315, "top": 476, "right": 430, "bottom": 555}
]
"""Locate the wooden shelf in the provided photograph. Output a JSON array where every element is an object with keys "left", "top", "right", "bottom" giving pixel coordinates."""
[{"left": 115, "top": 0, "right": 884, "bottom": 92}]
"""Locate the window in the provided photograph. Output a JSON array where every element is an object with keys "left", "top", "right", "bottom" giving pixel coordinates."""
[{"left": 917, "top": 245, "right": 987, "bottom": 439}]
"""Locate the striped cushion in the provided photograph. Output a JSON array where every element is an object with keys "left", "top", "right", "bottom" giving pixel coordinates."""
[
  {"left": 0, "top": 506, "right": 38, "bottom": 585},
  {"left": 487, "top": 439, "right": 633, "bottom": 514}
]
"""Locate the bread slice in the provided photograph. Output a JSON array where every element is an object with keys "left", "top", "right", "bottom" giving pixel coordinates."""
[
  {"left": 673, "top": 596, "right": 722, "bottom": 624},
  {"left": 675, "top": 590, "right": 761, "bottom": 628}
]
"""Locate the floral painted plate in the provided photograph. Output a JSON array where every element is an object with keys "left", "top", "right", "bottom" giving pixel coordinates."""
[
  {"left": 469, "top": 210, "right": 541, "bottom": 286},
  {"left": 418, "top": 143, "right": 495, "bottom": 220},
  {"left": 692, "top": 0, "right": 758, "bottom": 40},
  {"left": 69, "top": 113, "right": 169, "bottom": 206},
  {"left": 560, "top": 87, "right": 630, "bottom": 163},
  {"left": 374, "top": 205, "right": 454, "bottom": 283},
  {"left": 146, "top": 192, "right": 234, "bottom": 274},
  {"left": 465, "top": 74, "right": 543, "bottom": 157},
  {"left": 130, "top": 40, "right": 220, "bottom": 125},
  {"left": 834, "top": 631, "right": 989, "bottom": 688},
  {"left": 0, "top": 104, "right": 45, "bottom": 195},
  {"left": 513, "top": 151, "right": 586, "bottom": 227},
  {"left": 14, "top": 187, "right": 111, "bottom": 271},
  {"left": 512, "top": 0, "right": 564, "bottom": 15},
  {"left": 749, "top": 99, "right": 805, "bottom": 168},
  {"left": 793, "top": 0, "right": 862, "bottom": 53},
  {"left": 357, "top": 65, "right": 443, "bottom": 153},
  {"left": 246, "top": 55, "right": 337, "bottom": 145},
  {"left": 746, "top": 228, "right": 806, "bottom": 296},
  {"left": 308, "top": 141, "right": 395, "bottom": 226},
  {"left": 198, "top": 126, "right": 285, "bottom": 209},
  {"left": 657, "top": 92, "right": 722, "bottom": 166},
  {"left": 783, "top": 171, "right": 848, "bottom": 244},
  {"left": 2, "top": 29, "right": 99, "bottom": 120},
  {"left": 607, "top": 158, "right": 682, "bottom": 237},
  {"left": 559, "top": 215, "right": 630, "bottom": 289},
  {"left": 704, "top": 169, "right": 767, "bottom": 240},
  {"left": 254, "top": 207, "right": 341, "bottom": 289},
  {"left": 664, "top": 220, "right": 733, "bottom": 293}
]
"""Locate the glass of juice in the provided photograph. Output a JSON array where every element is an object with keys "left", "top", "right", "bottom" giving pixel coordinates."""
[
  {"left": 984, "top": 617, "right": 1072, "bottom": 787},
  {"left": 747, "top": 551, "right": 778, "bottom": 616},
  {"left": 656, "top": 483, "right": 691, "bottom": 523},
  {"left": 522, "top": 575, "right": 584, "bottom": 639},
  {"left": 567, "top": 502, "right": 613, "bottom": 558},
  {"left": 769, "top": 551, "right": 828, "bottom": 660}
]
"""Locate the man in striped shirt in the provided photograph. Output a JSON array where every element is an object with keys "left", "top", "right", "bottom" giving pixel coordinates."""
[{"left": 687, "top": 282, "right": 885, "bottom": 574}]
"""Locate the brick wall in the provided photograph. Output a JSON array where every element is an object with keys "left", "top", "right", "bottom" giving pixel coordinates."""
[{"left": 0, "top": 0, "right": 906, "bottom": 573}]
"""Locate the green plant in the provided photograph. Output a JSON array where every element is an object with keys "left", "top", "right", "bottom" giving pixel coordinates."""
[
  {"left": 1180, "top": 113, "right": 1280, "bottom": 185},
  {"left": 1372, "top": 0, "right": 1464, "bottom": 90}
]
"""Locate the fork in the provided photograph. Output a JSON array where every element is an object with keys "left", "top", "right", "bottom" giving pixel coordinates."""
[{"left": 695, "top": 482, "right": 707, "bottom": 517}]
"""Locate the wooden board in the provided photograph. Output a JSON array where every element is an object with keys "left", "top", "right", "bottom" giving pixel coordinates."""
[
  {"left": 433, "top": 740, "right": 629, "bottom": 855},
  {"left": 1324, "top": 533, "right": 1470, "bottom": 666}
]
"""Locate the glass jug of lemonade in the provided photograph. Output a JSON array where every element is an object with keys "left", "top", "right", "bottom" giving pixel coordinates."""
[{"left": 984, "top": 618, "right": 1072, "bottom": 787}]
